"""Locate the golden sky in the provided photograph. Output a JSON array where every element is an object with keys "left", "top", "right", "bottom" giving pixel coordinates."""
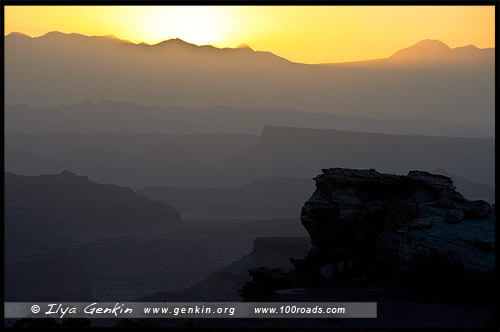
[{"left": 4, "top": 6, "right": 495, "bottom": 63}]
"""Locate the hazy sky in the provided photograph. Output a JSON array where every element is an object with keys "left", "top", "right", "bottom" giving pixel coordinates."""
[{"left": 5, "top": 6, "right": 495, "bottom": 63}]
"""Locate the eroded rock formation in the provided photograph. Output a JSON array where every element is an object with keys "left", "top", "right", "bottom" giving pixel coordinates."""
[
  {"left": 300, "top": 168, "right": 494, "bottom": 274},
  {"left": 241, "top": 168, "right": 495, "bottom": 301}
]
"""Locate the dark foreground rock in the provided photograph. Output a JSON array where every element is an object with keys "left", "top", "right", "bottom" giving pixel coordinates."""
[
  {"left": 241, "top": 168, "right": 495, "bottom": 327},
  {"left": 299, "top": 168, "right": 494, "bottom": 276}
]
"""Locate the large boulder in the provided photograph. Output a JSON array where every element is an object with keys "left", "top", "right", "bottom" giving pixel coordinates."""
[{"left": 300, "top": 168, "right": 494, "bottom": 274}]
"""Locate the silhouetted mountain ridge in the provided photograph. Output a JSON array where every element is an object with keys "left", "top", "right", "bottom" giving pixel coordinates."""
[
  {"left": 5, "top": 171, "right": 182, "bottom": 239},
  {"left": 4, "top": 125, "right": 494, "bottom": 190},
  {"left": 226, "top": 125, "right": 494, "bottom": 188},
  {"left": 5, "top": 32, "right": 493, "bottom": 125},
  {"left": 388, "top": 39, "right": 494, "bottom": 63},
  {"left": 5, "top": 101, "right": 493, "bottom": 138},
  {"left": 7, "top": 32, "right": 492, "bottom": 63}
]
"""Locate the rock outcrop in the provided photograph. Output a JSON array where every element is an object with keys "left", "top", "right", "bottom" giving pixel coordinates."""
[
  {"left": 300, "top": 168, "right": 494, "bottom": 274},
  {"left": 242, "top": 168, "right": 495, "bottom": 301}
]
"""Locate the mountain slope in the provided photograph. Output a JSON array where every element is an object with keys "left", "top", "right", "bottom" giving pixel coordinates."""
[
  {"left": 225, "top": 126, "right": 495, "bottom": 189},
  {"left": 4, "top": 126, "right": 494, "bottom": 190},
  {"left": 389, "top": 39, "right": 494, "bottom": 63},
  {"left": 5, "top": 101, "right": 494, "bottom": 138},
  {"left": 5, "top": 171, "right": 182, "bottom": 239},
  {"left": 5, "top": 32, "right": 494, "bottom": 125}
]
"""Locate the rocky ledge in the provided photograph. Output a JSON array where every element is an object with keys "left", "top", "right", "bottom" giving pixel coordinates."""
[
  {"left": 300, "top": 168, "right": 494, "bottom": 274},
  {"left": 242, "top": 168, "right": 495, "bottom": 301}
]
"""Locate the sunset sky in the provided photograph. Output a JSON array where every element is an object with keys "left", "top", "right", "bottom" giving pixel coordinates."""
[{"left": 5, "top": 6, "right": 495, "bottom": 63}]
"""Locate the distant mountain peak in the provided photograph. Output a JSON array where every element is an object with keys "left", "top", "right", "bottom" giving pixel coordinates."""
[
  {"left": 171, "top": 37, "right": 188, "bottom": 43},
  {"left": 6, "top": 32, "right": 31, "bottom": 38},
  {"left": 458, "top": 44, "right": 479, "bottom": 49},
  {"left": 29, "top": 31, "right": 130, "bottom": 44},
  {"left": 387, "top": 39, "right": 493, "bottom": 63},
  {"left": 390, "top": 39, "right": 451, "bottom": 59},
  {"left": 41, "top": 31, "right": 69, "bottom": 38},
  {"left": 236, "top": 43, "right": 254, "bottom": 51},
  {"left": 412, "top": 39, "right": 450, "bottom": 49},
  {"left": 156, "top": 38, "right": 195, "bottom": 47}
]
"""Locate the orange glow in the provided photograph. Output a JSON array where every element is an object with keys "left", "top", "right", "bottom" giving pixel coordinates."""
[{"left": 4, "top": 6, "right": 495, "bottom": 64}]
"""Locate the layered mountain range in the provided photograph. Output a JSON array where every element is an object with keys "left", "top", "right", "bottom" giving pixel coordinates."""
[
  {"left": 5, "top": 100, "right": 494, "bottom": 138},
  {"left": 5, "top": 171, "right": 308, "bottom": 301},
  {"left": 5, "top": 32, "right": 494, "bottom": 126},
  {"left": 5, "top": 126, "right": 494, "bottom": 191},
  {"left": 4, "top": 30, "right": 495, "bottom": 327}
]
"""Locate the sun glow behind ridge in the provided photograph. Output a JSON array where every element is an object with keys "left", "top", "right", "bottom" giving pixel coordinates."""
[
  {"left": 139, "top": 7, "right": 234, "bottom": 46},
  {"left": 5, "top": 6, "right": 495, "bottom": 63}
]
